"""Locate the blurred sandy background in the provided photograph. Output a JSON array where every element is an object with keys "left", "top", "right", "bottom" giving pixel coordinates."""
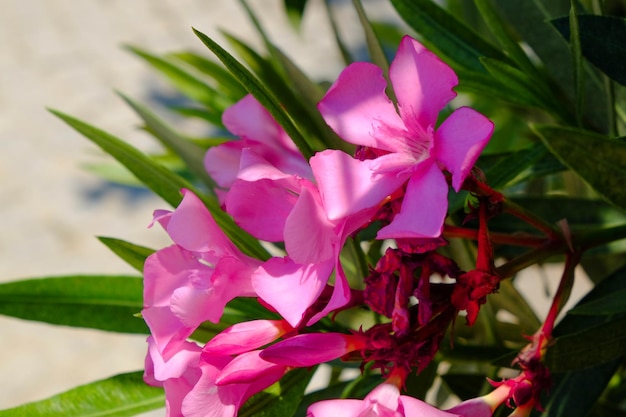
[{"left": 0, "top": 0, "right": 591, "bottom": 415}]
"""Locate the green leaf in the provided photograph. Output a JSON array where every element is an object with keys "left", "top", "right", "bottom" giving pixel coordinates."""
[
  {"left": 480, "top": 58, "right": 563, "bottom": 117},
  {"left": 389, "top": 0, "right": 508, "bottom": 72},
  {"left": 192, "top": 28, "right": 315, "bottom": 159},
  {"left": 0, "top": 275, "right": 147, "bottom": 333},
  {"left": 0, "top": 371, "right": 164, "bottom": 417},
  {"left": 552, "top": 14, "right": 626, "bottom": 86},
  {"left": 169, "top": 51, "right": 248, "bottom": 100},
  {"left": 119, "top": 93, "right": 216, "bottom": 189},
  {"left": 284, "top": 0, "right": 308, "bottom": 30},
  {"left": 474, "top": 0, "right": 538, "bottom": 77},
  {"left": 492, "top": 0, "right": 610, "bottom": 132},
  {"left": 239, "top": 368, "right": 315, "bottom": 417},
  {"left": 568, "top": 289, "right": 626, "bottom": 316},
  {"left": 125, "top": 45, "right": 230, "bottom": 112},
  {"left": 50, "top": 109, "right": 269, "bottom": 261},
  {"left": 484, "top": 142, "right": 548, "bottom": 189},
  {"left": 50, "top": 109, "right": 193, "bottom": 207},
  {"left": 544, "top": 316, "right": 626, "bottom": 372},
  {"left": 541, "top": 359, "right": 621, "bottom": 417},
  {"left": 97, "top": 237, "right": 155, "bottom": 273},
  {"left": 533, "top": 125, "right": 626, "bottom": 211}
]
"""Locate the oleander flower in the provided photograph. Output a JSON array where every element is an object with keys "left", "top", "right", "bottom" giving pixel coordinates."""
[
  {"left": 315, "top": 35, "right": 494, "bottom": 239},
  {"left": 142, "top": 189, "right": 261, "bottom": 359}
]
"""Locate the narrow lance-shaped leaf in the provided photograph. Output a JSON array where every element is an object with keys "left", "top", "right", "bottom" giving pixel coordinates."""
[
  {"left": 97, "top": 237, "right": 155, "bottom": 273},
  {"left": 0, "top": 275, "right": 147, "bottom": 334},
  {"left": 50, "top": 110, "right": 270, "bottom": 260},
  {"left": 125, "top": 45, "right": 231, "bottom": 112},
  {"left": 283, "top": 0, "right": 309, "bottom": 30},
  {"left": 551, "top": 14, "right": 626, "bottom": 86},
  {"left": 473, "top": 0, "right": 541, "bottom": 78},
  {"left": 0, "top": 371, "right": 164, "bottom": 417},
  {"left": 168, "top": 51, "right": 248, "bottom": 100},
  {"left": 390, "top": 0, "right": 509, "bottom": 72},
  {"left": 221, "top": 31, "right": 333, "bottom": 151},
  {"left": 533, "top": 125, "right": 626, "bottom": 211},
  {"left": 192, "top": 28, "right": 315, "bottom": 159},
  {"left": 119, "top": 93, "right": 216, "bottom": 190}
]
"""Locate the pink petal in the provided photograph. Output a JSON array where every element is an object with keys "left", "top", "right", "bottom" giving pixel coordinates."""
[
  {"left": 204, "top": 142, "right": 244, "bottom": 189},
  {"left": 434, "top": 106, "right": 494, "bottom": 191},
  {"left": 145, "top": 336, "right": 202, "bottom": 382},
  {"left": 390, "top": 36, "right": 458, "bottom": 131},
  {"left": 252, "top": 257, "right": 333, "bottom": 327},
  {"left": 203, "top": 320, "right": 292, "bottom": 356},
  {"left": 222, "top": 94, "right": 289, "bottom": 150},
  {"left": 225, "top": 177, "right": 301, "bottom": 242},
  {"left": 166, "top": 189, "right": 238, "bottom": 256},
  {"left": 216, "top": 350, "right": 286, "bottom": 385},
  {"left": 377, "top": 161, "right": 448, "bottom": 239},
  {"left": 311, "top": 150, "right": 408, "bottom": 221},
  {"left": 307, "top": 399, "right": 365, "bottom": 416},
  {"left": 260, "top": 333, "right": 368, "bottom": 367},
  {"left": 318, "top": 62, "right": 405, "bottom": 150},
  {"left": 284, "top": 182, "right": 336, "bottom": 264}
]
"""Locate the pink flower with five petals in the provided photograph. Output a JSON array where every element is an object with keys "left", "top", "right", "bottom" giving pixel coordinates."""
[{"left": 315, "top": 35, "right": 494, "bottom": 239}]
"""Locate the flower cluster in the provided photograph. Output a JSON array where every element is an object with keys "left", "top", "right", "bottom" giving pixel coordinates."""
[{"left": 140, "top": 35, "right": 552, "bottom": 417}]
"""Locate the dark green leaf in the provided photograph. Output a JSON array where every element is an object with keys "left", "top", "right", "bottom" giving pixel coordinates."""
[
  {"left": 120, "top": 93, "right": 216, "bottom": 189},
  {"left": 97, "top": 237, "right": 155, "bottom": 273},
  {"left": 192, "top": 28, "right": 314, "bottom": 159},
  {"left": 541, "top": 359, "right": 621, "bottom": 417},
  {"left": 239, "top": 368, "right": 315, "bottom": 417},
  {"left": 552, "top": 14, "right": 626, "bottom": 86},
  {"left": 480, "top": 58, "right": 563, "bottom": 117},
  {"left": 50, "top": 109, "right": 270, "bottom": 260},
  {"left": 544, "top": 316, "right": 626, "bottom": 372},
  {"left": 284, "top": 0, "right": 308, "bottom": 29},
  {"left": 492, "top": 0, "right": 609, "bottom": 132},
  {"left": 169, "top": 51, "right": 248, "bottom": 100},
  {"left": 125, "top": 45, "right": 231, "bottom": 112},
  {"left": 533, "top": 125, "right": 626, "bottom": 211},
  {"left": 0, "top": 371, "right": 164, "bottom": 417},
  {"left": 568, "top": 289, "right": 626, "bottom": 316},
  {"left": 0, "top": 275, "right": 147, "bottom": 334},
  {"left": 390, "top": 0, "right": 508, "bottom": 72},
  {"left": 474, "top": 0, "right": 538, "bottom": 77},
  {"left": 484, "top": 142, "right": 548, "bottom": 189}
]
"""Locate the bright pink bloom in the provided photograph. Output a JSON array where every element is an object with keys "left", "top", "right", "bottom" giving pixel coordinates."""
[
  {"left": 143, "top": 189, "right": 260, "bottom": 359},
  {"left": 144, "top": 337, "right": 202, "bottom": 417},
  {"left": 202, "top": 319, "right": 293, "bottom": 356},
  {"left": 181, "top": 351, "right": 286, "bottom": 417},
  {"left": 252, "top": 181, "right": 377, "bottom": 327},
  {"left": 316, "top": 35, "right": 493, "bottom": 239},
  {"left": 307, "top": 383, "right": 461, "bottom": 417},
  {"left": 260, "top": 332, "right": 368, "bottom": 367},
  {"left": 204, "top": 94, "right": 311, "bottom": 241}
]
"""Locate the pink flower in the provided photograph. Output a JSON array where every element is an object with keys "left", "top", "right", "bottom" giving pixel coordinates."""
[
  {"left": 315, "top": 35, "right": 493, "bottom": 239},
  {"left": 143, "top": 189, "right": 261, "bottom": 359},
  {"left": 182, "top": 351, "right": 286, "bottom": 417},
  {"left": 307, "top": 383, "right": 461, "bottom": 417},
  {"left": 260, "top": 332, "right": 368, "bottom": 367},
  {"left": 251, "top": 181, "right": 377, "bottom": 327},
  {"left": 204, "top": 94, "right": 311, "bottom": 241}
]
